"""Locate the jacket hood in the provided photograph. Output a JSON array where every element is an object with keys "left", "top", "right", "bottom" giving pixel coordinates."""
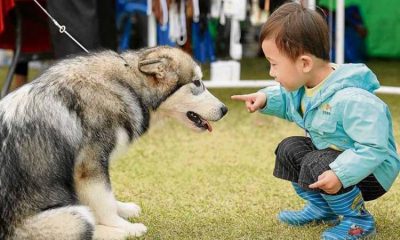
[{"left": 305, "top": 63, "right": 380, "bottom": 107}]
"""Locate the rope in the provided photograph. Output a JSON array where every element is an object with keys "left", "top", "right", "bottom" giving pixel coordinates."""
[{"left": 33, "top": 0, "right": 89, "bottom": 53}]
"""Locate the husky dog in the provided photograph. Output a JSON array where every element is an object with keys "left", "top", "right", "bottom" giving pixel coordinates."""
[{"left": 0, "top": 46, "right": 227, "bottom": 240}]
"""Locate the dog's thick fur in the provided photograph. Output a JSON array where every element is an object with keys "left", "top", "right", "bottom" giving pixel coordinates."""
[{"left": 0, "top": 46, "right": 227, "bottom": 240}]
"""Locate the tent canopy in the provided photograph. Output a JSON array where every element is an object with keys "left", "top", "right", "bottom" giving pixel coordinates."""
[{"left": 319, "top": 0, "right": 400, "bottom": 58}]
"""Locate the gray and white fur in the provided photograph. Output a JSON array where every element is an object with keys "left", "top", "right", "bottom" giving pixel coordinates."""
[{"left": 0, "top": 46, "right": 227, "bottom": 240}]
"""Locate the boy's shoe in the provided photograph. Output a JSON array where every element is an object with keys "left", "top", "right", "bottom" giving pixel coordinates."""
[
  {"left": 321, "top": 186, "right": 376, "bottom": 240},
  {"left": 278, "top": 183, "right": 339, "bottom": 226}
]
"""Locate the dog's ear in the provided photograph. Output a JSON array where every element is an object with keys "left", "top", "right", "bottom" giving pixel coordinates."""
[{"left": 139, "top": 58, "right": 167, "bottom": 79}]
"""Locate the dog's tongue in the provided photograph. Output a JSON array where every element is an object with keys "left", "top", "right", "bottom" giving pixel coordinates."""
[{"left": 203, "top": 120, "right": 212, "bottom": 132}]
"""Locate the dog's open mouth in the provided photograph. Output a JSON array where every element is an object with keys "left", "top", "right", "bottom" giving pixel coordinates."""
[{"left": 186, "top": 111, "right": 213, "bottom": 132}]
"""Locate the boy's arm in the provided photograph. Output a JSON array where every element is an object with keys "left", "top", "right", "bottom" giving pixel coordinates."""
[
  {"left": 258, "top": 85, "right": 292, "bottom": 121},
  {"left": 329, "top": 99, "right": 390, "bottom": 188}
]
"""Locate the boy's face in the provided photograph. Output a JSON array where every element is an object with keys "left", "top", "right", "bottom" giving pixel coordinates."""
[{"left": 262, "top": 39, "right": 306, "bottom": 92}]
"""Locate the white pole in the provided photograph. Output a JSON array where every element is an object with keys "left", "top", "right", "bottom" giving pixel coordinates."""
[
  {"left": 147, "top": 0, "right": 157, "bottom": 47},
  {"left": 148, "top": 15, "right": 157, "bottom": 47},
  {"left": 335, "top": 0, "right": 345, "bottom": 64},
  {"left": 307, "top": 0, "right": 316, "bottom": 10}
]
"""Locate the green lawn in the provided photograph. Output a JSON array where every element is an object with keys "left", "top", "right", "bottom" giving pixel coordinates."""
[{"left": 1, "top": 58, "right": 399, "bottom": 239}]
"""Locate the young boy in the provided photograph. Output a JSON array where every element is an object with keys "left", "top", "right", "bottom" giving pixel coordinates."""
[{"left": 232, "top": 2, "right": 400, "bottom": 240}]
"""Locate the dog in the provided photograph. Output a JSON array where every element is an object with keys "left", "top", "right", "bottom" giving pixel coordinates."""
[{"left": 0, "top": 46, "right": 228, "bottom": 240}]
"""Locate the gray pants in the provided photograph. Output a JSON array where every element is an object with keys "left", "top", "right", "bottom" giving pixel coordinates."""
[{"left": 273, "top": 136, "right": 386, "bottom": 201}]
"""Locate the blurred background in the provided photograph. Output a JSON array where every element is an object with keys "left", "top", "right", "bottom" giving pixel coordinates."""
[{"left": 0, "top": 0, "right": 399, "bottom": 93}]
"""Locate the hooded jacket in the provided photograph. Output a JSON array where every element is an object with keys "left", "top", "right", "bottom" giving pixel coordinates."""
[{"left": 259, "top": 63, "right": 400, "bottom": 191}]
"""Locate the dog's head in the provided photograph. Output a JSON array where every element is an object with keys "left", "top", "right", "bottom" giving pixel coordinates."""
[{"left": 133, "top": 46, "right": 228, "bottom": 132}]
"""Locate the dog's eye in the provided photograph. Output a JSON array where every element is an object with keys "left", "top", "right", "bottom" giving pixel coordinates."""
[{"left": 193, "top": 80, "right": 201, "bottom": 87}]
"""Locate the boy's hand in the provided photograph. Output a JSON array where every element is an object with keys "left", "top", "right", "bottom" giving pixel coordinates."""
[
  {"left": 309, "top": 170, "right": 342, "bottom": 194},
  {"left": 231, "top": 92, "right": 267, "bottom": 113}
]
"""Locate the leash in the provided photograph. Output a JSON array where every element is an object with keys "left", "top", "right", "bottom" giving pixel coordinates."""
[
  {"left": 32, "top": 0, "right": 132, "bottom": 67},
  {"left": 33, "top": 0, "right": 129, "bottom": 67},
  {"left": 33, "top": 0, "right": 89, "bottom": 53}
]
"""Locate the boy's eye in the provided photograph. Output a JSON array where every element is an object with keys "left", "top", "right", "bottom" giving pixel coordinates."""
[{"left": 193, "top": 80, "right": 201, "bottom": 87}]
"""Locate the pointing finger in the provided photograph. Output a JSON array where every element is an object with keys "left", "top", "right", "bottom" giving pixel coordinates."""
[{"left": 231, "top": 95, "right": 251, "bottom": 101}]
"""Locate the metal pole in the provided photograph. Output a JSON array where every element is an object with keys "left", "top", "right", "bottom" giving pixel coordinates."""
[
  {"left": 1, "top": 6, "right": 22, "bottom": 98},
  {"left": 148, "top": 15, "right": 157, "bottom": 47},
  {"left": 335, "top": 0, "right": 345, "bottom": 64},
  {"left": 307, "top": 0, "right": 316, "bottom": 10}
]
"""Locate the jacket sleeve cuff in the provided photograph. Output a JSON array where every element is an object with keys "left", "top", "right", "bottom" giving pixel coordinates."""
[
  {"left": 258, "top": 86, "right": 285, "bottom": 118},
  {"left": 329, "top": 160, "right": 352, "bottom": 189}
]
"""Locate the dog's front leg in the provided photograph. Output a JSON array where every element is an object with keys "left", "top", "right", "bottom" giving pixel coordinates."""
[
  {"left": 74, "top": 155, "right": 147, "bottom": 238},
  {"left": 76, "top": 177, "right": 147, "bottom": 237}
]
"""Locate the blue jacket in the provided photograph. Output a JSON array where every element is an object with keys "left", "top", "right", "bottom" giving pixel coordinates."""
[{"left": 259, "top": 63, "right": 400, "bottom": 191}]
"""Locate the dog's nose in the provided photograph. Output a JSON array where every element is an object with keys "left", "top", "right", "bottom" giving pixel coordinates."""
[{"left": 220, "top": 105, "right": 228, "bottom": 117}]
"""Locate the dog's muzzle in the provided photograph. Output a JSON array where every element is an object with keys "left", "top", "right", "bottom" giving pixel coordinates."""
[{"left": 186, "top": 111, "right": 213, "bottom": 132}]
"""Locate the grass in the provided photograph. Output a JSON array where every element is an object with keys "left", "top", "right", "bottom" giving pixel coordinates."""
[{"left": 1, "top": 58, "right": 400, "bottom": 239}]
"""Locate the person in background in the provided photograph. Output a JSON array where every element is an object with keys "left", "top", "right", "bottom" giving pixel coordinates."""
[
  {"left": 11, "top": 0, "right": 117, "bottom": 90},
  {"left": 46, "top": 0, "right": 117, "bottom": 59},
  {"left": 12, "top": 62, "right": 28, "bottom": 89}
]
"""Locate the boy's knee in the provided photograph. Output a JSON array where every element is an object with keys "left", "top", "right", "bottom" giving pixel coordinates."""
[
  {"left": 300, "top": 158, "right": 320, "bottom": 181},
  {"left": 275, "top": 136, "right": 309, "bottom": 159},
  {"left": 299, "top": 152, "right": 332, "bottom": 182}
]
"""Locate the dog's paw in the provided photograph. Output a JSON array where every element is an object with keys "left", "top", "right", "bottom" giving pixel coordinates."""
[
  {"left": 124, "top": 223, "right": 147, "bottom": 237},
  {"left": 97, "top": 218, "right": 147, "bottom": 238},
  {"left": 93, "top": 225, "right": 129, "bottom": 240},
  {"left": 117, "top": 201, "right": 141, "bottom": 219}
]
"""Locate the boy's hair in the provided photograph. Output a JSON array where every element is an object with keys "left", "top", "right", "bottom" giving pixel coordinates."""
[{"left": 259, "top": 2, "right": 330, "bottom": 61}]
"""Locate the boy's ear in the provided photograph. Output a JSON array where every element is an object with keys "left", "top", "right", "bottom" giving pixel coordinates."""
[{"left": 300, "top": 55, "right": 313, "bottom": 73}]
